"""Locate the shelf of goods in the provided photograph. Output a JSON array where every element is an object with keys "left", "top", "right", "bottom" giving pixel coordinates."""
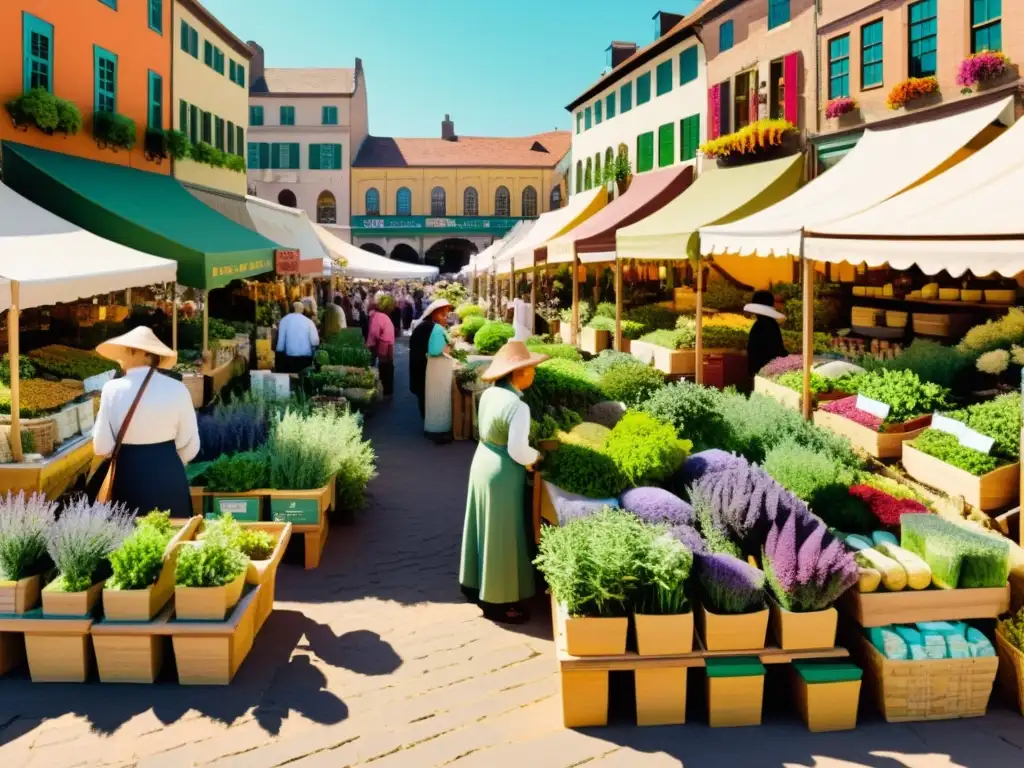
[
  {"left": 901, "top": 444, "right": 1020, "bottom": 512},
  {"left": 0, "top": 434, "right": 94, "bottom": 500},
  {"left": 813, "top": 410, "right": 930, "bottom": 459}
]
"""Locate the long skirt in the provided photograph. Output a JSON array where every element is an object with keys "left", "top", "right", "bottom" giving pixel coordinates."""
[
  {"left": 424, "top": 354, "right": 453, "bottom": 438},
  {"left": 459, "top": 442, "right": 535, "bottom": 605},
  {"left": 112, "top": 441, "right": 192, "bottom": 517}
]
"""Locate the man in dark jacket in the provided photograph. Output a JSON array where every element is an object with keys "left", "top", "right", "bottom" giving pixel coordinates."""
[
  {"left": 409, "top": 316, "right": 435, "bottom": 418},
  {"left": 744, "top": 290, "right": 788, "bottom": 377}
]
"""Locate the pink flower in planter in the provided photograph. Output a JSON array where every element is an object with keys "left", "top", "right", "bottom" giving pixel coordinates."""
[
  {"left": 820, "top": 396, "right": 883, "bottom": 431},
  {"left": 825, "top": 97, "right": 857, "bottom": 120},
  {"left": 957, "top": 51, "right": 1011, "bottom": 88}
]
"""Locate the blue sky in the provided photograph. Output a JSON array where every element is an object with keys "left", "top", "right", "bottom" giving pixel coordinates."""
[{"left": 202, "top": 0, "right": 700, "bottom": 138}]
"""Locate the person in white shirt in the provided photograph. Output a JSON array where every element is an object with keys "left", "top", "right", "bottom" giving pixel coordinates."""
[
  {"left": 276, "top": 301, "right": 320, "bottom": 373},
  {"left": 91, "top": 327, "right": 199, "bottom": 517},
  {"left": 512, "top": 292, "right": 532, "bottom": 342}
]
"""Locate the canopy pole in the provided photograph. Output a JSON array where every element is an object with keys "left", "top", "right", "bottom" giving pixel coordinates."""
[
  {"left": 169, "top": 282, "right": 178, "bottom": 352},
  {"left": 202, "top": 291, "right": 209, "bottom": 360},
  {"left": 801, "top": 247, "right": 814, "bottom": 421},
  {"left": 695, "top": 260, "right": 704, "bottom": 386},
  {"left": 614, "top": 258, "right": 623, "bottom": 352},
  {"left": 571, "top": 250, "right": 580, "bottom": 346},
  {"left": 9, "top": 281, "right": 22, "bottom": 463},
  {"left": 530, "top": 265, "right": 538, "bottom": 337}
]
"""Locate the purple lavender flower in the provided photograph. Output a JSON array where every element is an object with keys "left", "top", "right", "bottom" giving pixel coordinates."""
[
  {"left": 697, "top": 552, "right": 766, "bottom": 614},
  {"left": 763, "top": 513, "right": 858, "bottom": 612},
  {"left": 621, "top": 487, "right": 694, "bottom": 526},
  {"left": 759, "top": 354, "right": 806, "bottom": 379},
  {"left": 678, "top": 449, "right": 744, "bottom": 488},
  {"left": 667, "top": 524, "right": 707, "bottom": 554}
]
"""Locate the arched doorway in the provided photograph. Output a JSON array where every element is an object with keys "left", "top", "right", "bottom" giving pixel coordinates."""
[
  {"left": 278, "top": 189, "right": 297, "bottom": 208},
  {"left": 390, "top": 243, "right": 420, "bottom": 264},
  {"left": 424, "top": 238, "right": 476, "bottom": 272},
  {"left": 361, "top": 243, "right": 386, "bottom": 256},
  {"left": 316, "top": 190, "right": 336, "bottom": 223}
]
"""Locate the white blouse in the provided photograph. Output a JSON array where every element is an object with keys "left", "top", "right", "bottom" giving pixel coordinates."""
[
  {"left": 507, "top": 399, "right": 539, "bottom": 467},
  {"left": 93, "top": 367, "right": 200, "bottom": 464}
]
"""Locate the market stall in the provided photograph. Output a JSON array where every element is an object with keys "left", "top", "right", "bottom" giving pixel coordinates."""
[{"left": 315, "top": 225, "right": 439, "bottom": 281}]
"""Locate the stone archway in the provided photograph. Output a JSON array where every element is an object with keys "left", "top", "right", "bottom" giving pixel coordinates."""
[
  {"left": 278, "top": 189, "right": 297, "bottom": 208},
  {"left": 424, "top": 238, "right": 476, "bottom": 273},
  {"left": 361, "top": 243, "right": 387, "bottom": 256},
  {"left": 390, "top": 243, "right": 420, "bottom": 264}
]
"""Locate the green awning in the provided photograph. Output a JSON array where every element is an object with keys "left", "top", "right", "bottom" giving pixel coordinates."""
[
  {"left": 2, "top": 141, "right": 279, "bottom": 289},
  {"left": 615, "top": 154, "right": 804, "bottom": 261}
]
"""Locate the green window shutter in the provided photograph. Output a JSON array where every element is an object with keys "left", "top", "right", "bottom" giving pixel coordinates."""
[
  {"left": 190, "top": 28, "right": 198, "bottom": 57},
  {"left": 658, "top": 122, "right": 674, "bottom": 167},
  {"left": 637, "top": 131, "right": 654, "bottom": 173},
  {"left": 227, "top": 121, "right": 234, "bottom": 154},
  {"left": 237, "top": 63, "right": 245, "bottom": 87},
  {"left": 595, "top": 100, "right": 602, "bottom": 124},
  {"left": 333, "top": 144, "right": 343, "bottom": 169},
  {"left": 656, "top": 60, "right": 672, "bottom": 96},
  {"left": 606, "top": 92, "right": 616, "bottom": 119},
  {"left": 204, "top": 40, "right": 213, "bottom": 67},
  {"left": 179, "top": 20, "right": 189, "bottom": 52},
  {"left": 147, "top": 70, "right": 162, "bottom": 128},
  {"left": 280, "top": 106, "right": 294, "bottom": 125},
  {"left": 861, "top": 20, "right": 883, "bottom": 87},
  {"left": 148, "top": 0, "right": 162, "bottom": 33},
  {"left": 309, "top": 143, "right": 321, "bottom": 170},
  {"left": 576, "top": 112, "right": 582, "bottom": 134},
  {"left": 201, "top": 111, "right": 211, "bottom": 143},
  {"left": 828, "top": 34, "right": 851, "bottom": 98},
  {"left": 236, "top": 126, "right": 244, "bottom": 156},
  {"left": 322, "top": 106, "right": 338, "bottom": 124},
  {"left": 719, "top": 21, "right": 735, "bottom": 52},
  {"left": 585, "top": 107, "right": 592, "bottom": 130},
  {"left": 290, "top": 142, "right": 300, "bottom": 169},
  {"left": 681, "top": 114, "right": 700, "bottom": 161},
  {"left": 637, "top": 73, "right": 651, "bottom": 105},
  {"left": 247, "top": 142, "right": 259, "bottom": 169},
  {"left": 215, "top": 116, "right": 224, "bottom": 150},
  {"left": 93, "top": 45, "right": 117, "bottom": 114},
  {"left": 768, "top": 0, "right": 791, "bottom": 30},
  {"left": 189, "top": 104, "right": 198, "bottom": 144},
  {"left": 178, "top": 99, "right": 187, "bottom": 133},
  {"left": 270, "top": 142, "right": 281, "bottom": 170},
  {"left": 620, "top": 82, "right": 632, "bottom": 113},
  {"left": 259, "top": 142, "right": 270, "bottom": 169},
  {"left": 680, "top": 46, "right": 698, "bottom": 85},
  {"left": 229, "top": 60, "right": 236, "bottom": 83},
  {"left": 250, "top": 105, "right": 263, "bottom": 126}
]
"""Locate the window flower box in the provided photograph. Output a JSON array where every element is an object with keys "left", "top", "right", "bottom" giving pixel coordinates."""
[
  {"left": 700, "top": 119, "right": 799, "bottom": 168},
  {"left": 144, "top": 128, "right": 168, "bottom": 162},
  {"left": 4, "top": 89, "right": 82, "bottom": 136},
  {"left": 957, "top": 51, "right": 1014, "bottom": 93},
  {"left": 886, "top": 77, "right": 939, "bottom": 111},
  {"left": 93, "top": 110, "right": 137, "bottom": 151}
]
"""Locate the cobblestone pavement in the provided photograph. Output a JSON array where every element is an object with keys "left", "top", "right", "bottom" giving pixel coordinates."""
[{"left": 1, "top": 343, "right": 1023, "bottom": 767}]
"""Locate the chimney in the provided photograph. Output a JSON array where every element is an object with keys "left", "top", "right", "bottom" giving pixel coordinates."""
[
  {"left": 247, "top": 40, "right": 265, "bottom": 87},
  {"left": 653, "top": 11, "right": 684, "bottom": 38},
  {"left": 441, "top": 114, "right": 456, "bottom": 141},
  {"left": 606, "top": 41, "right": 638, "bottom": 69}
]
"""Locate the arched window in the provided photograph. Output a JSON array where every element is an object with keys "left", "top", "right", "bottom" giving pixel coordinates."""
[
  {"left": 494, "top": 185, "right": 510, "bottom": 217},
  {"left": 364, "top": 187, "right": 380, "bottom": 215},
  {"left": 430, "top": 186, "right": 446, "bottom": 216},
  {"left": 278, "top": 189, "right": 297, "bottom": 208},
  {"left": 594, "top": 153, "right": 601, "bottom": 186},
  {"left": 521, "top": 186, "right": 538, "bottom": 218},
  {"left": 463, "top": 186, "right": 479, "bottom": 216},
  {"left": 605, "top": 147, "right": 614, "bottom": 179},
  {"left": 317, "top": 190, "right": 337, "bottom": 223},
  {"left": 584, "top": 158, "right": 592, "bottom": 190},
  {"left": 575, "top": 161, "right": 583, "bottom": 195},
  {"left": 550, "top": 186, "right": 562, "bottom": 210},
  {"left": 396, "top": 186, "right": 412, "bottom": 216}
]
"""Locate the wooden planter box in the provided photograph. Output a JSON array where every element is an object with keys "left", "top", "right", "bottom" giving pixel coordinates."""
[
  {"left": 41, "top": 581, "right": 103, "bottom": 618},
  {"left": 754, "top": 376, "right": 849, "bottom": 412},
  {"left": 559, "top": 323, "right": 573, "bottom": 344},
  {"left": 792, "top": 662, "right": 863, "bottom": 732},
  {"left": 175, "top": 569, "right": 246, "bottom": 621},
  {"left": 901, "top": 444, "right": 1019, "bottom": 511},
  {"left": 559, "top": 603, "right": 627, "bottom": 657},
  {"left": 6, "top": 614, "right": 95, "bottom": 683},
  {"left": 696, "top": 602, "right": 768, "bottom": 652},
  {"left": 580, "top": 327, "right": 609, "bottom": 355},
  {"left": 269, "top": 478, "right": 333, "bottom": 569},
  {"left": 838, "top": 584, "right": 1010, "bottom": 628},
  {"left": 189, "top": 487, "right": 271, "bottom": 521},
  {"left": 241, "top": 522, "right": 292, "bottom": 633},
  {"left": 705, "top": 657, "right": 766, "bottom": 727},
  {"left": 0, "top": 574, "right": 42, "bottom": 614},
  {"left": 0, "top": 630, "right": 24, "bottom": 676},
  {"left": 172, "top": 584, "right": 261, "bottom": 685},
  {"left": 92, "top": 624, "right": 168, "bottom": 684},
  {"left": 813, "top": 410, "right": 930, "bottom": 459},
  {"left": 451, "top": 382, "right": 475, "bottom": 441},
  {"left": 630, "top": 341, "right": 695, "bottom": 375},
  {"left": 635, "top": 612, "right": 693, "bottom": 656},
  {"left": 995, "top": 625, "right": 1024, "bottom": 716},
  {"left": 770, "top": 601, "right": 838, "bottom": 651},
  {"left": 703, "top": 351, "right": 748, "bottom": 390}
]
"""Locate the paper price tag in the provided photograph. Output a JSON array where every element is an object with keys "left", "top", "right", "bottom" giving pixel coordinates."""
[
  {"left": 856, "top": 394, "right": 890, "bottom": 420},
  {"left": 959, "top": 427, "right": 995, "bottom": 455},
  {"left": 931, "top": 413, "right": 967, "bottom": 438}
]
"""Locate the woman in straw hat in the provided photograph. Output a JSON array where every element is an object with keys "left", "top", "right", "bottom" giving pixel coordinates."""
[
  {"left": 418, "top": 299, "right": 455, "bottom": 442},
  {"left": 459, "top": 340, "right": 549, "bottom": 624},
  {"left": 744, "top": 290, "right": 788, "bottom": 378},
  {"left": 90, "top": 327, "right": 200, "bottom": 517}
]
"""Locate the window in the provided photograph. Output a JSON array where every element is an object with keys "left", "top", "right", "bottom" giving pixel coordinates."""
[
  {"left": 972, "top": 0, "right": 1002, "bottom": 53},
  {"left": 204, "top": 41, "right": 213, "bottom": 67},
  {"left": 768, "top": 0, "right": 790, "bottom": 29},
  {"left": 396, "top": 187, "right": 412, "bottom": 216},
  {"left": 576, "top": 111, "right": 582, "bottom": 134},
  {"left": 828, "top": 35, "right": 850, "bottom": 99},
  {"left": 227, "top": 120, "right": 234, "bottom": 154},
  {"left": 180, "top": 21, "right": 198, "bottom": 57},
  {"left": 584, "top": 158, "right": 592, "bottom": 190},
  {"left": 620, "top": 82, "right": 633, "bottom": 113},
  {"left": 430, "top": 187, "right": 447, "bottom": 217},
  {"left": 201, "top": 111, "right": 211, "bottom": 143},
  {"left": 322, "top": 106, "right": 339, "bottom": 125},
  {"left": 594, "top": 152, "right": 601, "bottom": 185},
  {"left": 94, "top": 46, "right": 117, "bottom": 114},
  {"left": 522, "top": 186, "right": 538, "bottom": 217},
  {"left": 861, "top": 20, "right": 883, "bottom": 88},
  {"left": 606, "top": 92, "right": 616, "bottom": 119},
  {"left": 250, "top": 105, "right": 264, "bottom": 126},
  {"left": 214, "top": 47, "right": 225, "bottom": 74},
  {"left": 22, "top": 13, "right": 54, "bottom": 93},
  {"left": 147, "top": 70, "right": 162, "bottom": 128},
  {"left": 719, "top": 21, "right": 734, "bottom": 52},
  {"left": 463, "top": 187, "right": 479, "bottom": 216},
  {"left": 605, "top": 147, "right": 613, "bottom": 176},
  {"left": 204, "top": 42, "right": 224, "bottom": 73},
  {"left": 179, "top": 100, "right": 188, "bottom": 134},
  {"left": 215, "top": 116, "right": 224, "bottom": 150},
  {"left": 247, "top": 142, "right": 270, "bottom": 169},
  {"left": 189, "top": 104, "right": 198, "bottom": 144},
  {"left": 637, "top": 72, "right": 651, "bottom": 105},
  {"left": 908, "top": 0, "right": 937, "bottom": 77},
  {"left": 575, "top": 161, "right": 583, "bottom": 194},
  {"left": 656, "top": 60, "right": 673, "bottom": 96},
  {"left": 681, "top": 114, "right": 700, "bottom": 161},
  {"left": 585, "top": 107, "right": 592, "bottom": 130},
  {"left": 148, "top": 0, "right": 162, "bottom": 33},
  {"left": 733, "top": 70, "right": 754, "bottom": 132},
  {"left": 236, "top": 126, "right": 244, "bottom": 157},
  {"left": 658, "top": 123, "right": 674, "bottom": 168},
  {"left": 365, "top": 188, "right": 381, "bottom": 215},
  {"left": 595, "top": 100, "right": 602, "bottom": 124},
  {"left": 229, "top": 60, "right": 246, "bottom": 87},
  {"left": 637, "top": 131, "right": 654, "bottom": 173},
  {"left": 550, "top": 186, "right": 562, "bottom": 210},
  {"left": 280, "top": 106, "right": 295, "bottom": 125},
  {"left": 272, "top": 142, "right": 300, "bottom": 170},
  {"left": 680, "top": 46, "right": 698, "bottom": 85},
  {"left": 317, "top": 191, "right": 337, "bottom": 224},
  {"left": 495, "top": 186, "right": 510, "bottom": 217},
  {"left": 307, "top": 143, "right": 342, "bottom": 169}
]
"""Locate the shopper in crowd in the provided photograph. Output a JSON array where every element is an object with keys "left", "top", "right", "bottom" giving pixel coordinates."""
[
  {"left": 409, "top": 304, "right": 435, "bottom": 418},
  {"left": 512, "top": 290, "right": 532, "bottom": 342},
  {"left": 400, "top": 292, "right": 414, "bottom": 331},
  {"left": 744, "top": 289, "right": 788, "bottom": 377},
  {"left": 90, "top": 327, "right": 198, "bottom": 517},
  {"left": 413, "top": 289, "right": 425, "bottom": 320},
  {"left": 323, "top": 295, "right": 347, "bottom": 340},
  {"left": 386, "top": 292, "right": 403, "bottom": 337},
  {"left": 459, "top": 341, "right": 549, "bottom": 624},
  {"left": 367, "top": 295, "right": 397, "bottom": 397},
  {"left": 422, "top": 299, "right": 455, "bottom": 442},
  {"left": 276, "top": 301, "right": 320, "bottom": 373}
]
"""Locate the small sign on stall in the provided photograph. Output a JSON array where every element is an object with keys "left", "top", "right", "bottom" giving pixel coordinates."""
[
  {"left": 856, "top": 395, "right": 890, "bottom": 420},
  {"left": 275, "top": 249, "right": 301, "bottom": 275}
]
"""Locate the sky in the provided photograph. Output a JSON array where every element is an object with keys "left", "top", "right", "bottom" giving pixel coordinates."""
[{"left": 202, "top": 0, "right": 701, "bottom": 139}]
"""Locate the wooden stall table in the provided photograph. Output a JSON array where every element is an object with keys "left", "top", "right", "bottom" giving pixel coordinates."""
[{"left": 0, "top": 435, "right": 94, "bottom": 499}]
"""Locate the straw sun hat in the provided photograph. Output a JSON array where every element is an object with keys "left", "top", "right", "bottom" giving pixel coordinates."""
[
  {"left": 422, "top": 298, "right": 451, "bottom": 318},
  {"left": 96, "top": 326, "right": 177, "bottom": 370},
  {"left": 481, "top": 341, "right": 549, "bottom": 382},
  {"left": 743, "top": 290, "right": 786, "bottom": 321}
]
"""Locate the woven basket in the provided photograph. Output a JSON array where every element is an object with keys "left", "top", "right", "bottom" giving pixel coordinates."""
[
  {"left": 995, "top": 626, "right": 1024, "bottom": 716},
  {"left": 856, "top": 633, "right": 998, "bottom": 722},
  {"left": 0, "top": 416, "right": 57, "bottom": 457}
]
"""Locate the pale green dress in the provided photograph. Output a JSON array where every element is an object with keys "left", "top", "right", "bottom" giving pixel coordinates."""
[
  {"left": 424, "top": 323, "right": 453, "bottom": 437},
  {"left": 459, "top": 382, "right": 537, "bottom": 605}
]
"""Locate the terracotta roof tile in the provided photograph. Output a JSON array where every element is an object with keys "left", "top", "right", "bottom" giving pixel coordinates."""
[
  {"left": 353, "top": 131, "right": 572, "bottom": 168},
  {"left": 251, "top": 67, "right": 356, "bottom": 95}
]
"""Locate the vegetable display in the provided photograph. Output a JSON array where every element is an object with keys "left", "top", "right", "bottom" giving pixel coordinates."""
[
  {"left": 474, "top": 323, "right": 515, "bottom": 355},
  {"left": 833, "top": 369, "right": 948, "bottom": 424},
  {"left": 28, "top": 345, "right": 119, "bottom": 380}
]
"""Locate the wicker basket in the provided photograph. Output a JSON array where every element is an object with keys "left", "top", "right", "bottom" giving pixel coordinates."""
[
  {"left": 856, "top": 633, "right": 998, "bottom": 722},
  {"left": 0, "top": 416, "right": 57, "bottom": 457},
  {"left": 995, "top": 626, "right": 1024, "bottom": 716}
]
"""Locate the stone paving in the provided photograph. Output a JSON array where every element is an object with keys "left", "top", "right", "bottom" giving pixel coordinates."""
[{"left": 1, "top": 343, "right": 1024, "bottom": 767}]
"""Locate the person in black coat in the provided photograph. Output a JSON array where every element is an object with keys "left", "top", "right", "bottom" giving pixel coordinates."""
[
  {"left": 409, "top": 315, "right": 435, "bottom": 418},
  {"left": 744, "top": 290, "right": 788, "bottom": 377}
]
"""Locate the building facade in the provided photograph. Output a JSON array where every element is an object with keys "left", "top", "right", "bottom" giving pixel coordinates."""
[
  {"left": 172, "top": 0, "right": 250, "bottom": 196},
  {"left": 566, "top": 11, "right": 708, "bottom": 197},
  {"left": 350, "top": 116, "right": 570, "bottom": 269},
  {"left": 247, "top": 46, "right": 369, "bottom": 242},
  {"left": 1, "top": 0, "right": 171, "bottom": 174},
  {"left": 814, "top": 0, "right": 1022, "bottom": 168}
]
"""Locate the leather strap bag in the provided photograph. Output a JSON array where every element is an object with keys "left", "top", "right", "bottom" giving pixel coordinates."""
[{"left": 94, "top": 367, "right": 156, "bottom": 503}]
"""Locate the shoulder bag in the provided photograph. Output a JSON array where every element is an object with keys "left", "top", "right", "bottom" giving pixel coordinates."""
[{"left": 90, "top": 367, "right": 157, "bottom": 504}]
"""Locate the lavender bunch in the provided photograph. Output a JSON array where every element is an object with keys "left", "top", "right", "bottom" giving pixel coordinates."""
[
  {"left": 620, "top": 487, "right": 694, "bottom": 526},
  {"left": 196, "top": 399, "right": 270, "bottom": 461},
  {"left": 676, "top": 449, "right": 744, "bottom": 489},
  {"left": 0, "top": 491, "right": 57, "bottom": 580},
  {"left": 762, "top": 511, "right": 858, "bottom": 612},
  {"left": 697, "top": 552, "right": 766, "bottom": 615},
  {"left": 667, "top": 524, "right": 707, "bottom": 555},
  {"left": 46, "top": 498, "right": 134, "bottom": 592},
  {"left": 555, "top": 499, "right": 609, "bottom": 526}
]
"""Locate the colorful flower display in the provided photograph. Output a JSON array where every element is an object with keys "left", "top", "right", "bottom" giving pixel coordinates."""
[
  {"left": 886, "top": 76, "right": 939, "bottom": 110},
  {"left": 699, "top": 119, "right": 796, "bottom": 159},
  {"left": 956, "top": 51, "right": 1011, "bottom": 90},
  {"left": 825, "top": 96, "right": 857, "bottom": 120}
]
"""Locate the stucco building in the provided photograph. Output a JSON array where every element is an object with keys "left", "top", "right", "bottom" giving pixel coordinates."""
[
  {"left": 350, "top": 116, "right": 570, "bottom": 269},
  {"left": 566, "top": 10, "right": 708, "bottom": 198},
  {"left": 246, "top": 45, "right": 369, "bottom": 243}
]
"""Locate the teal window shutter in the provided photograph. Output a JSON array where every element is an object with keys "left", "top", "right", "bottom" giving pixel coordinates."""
[
  {"left": 148, "top": 0, "right": 162, "bottom": 33},
  {"left": 23, "top": 13, "right": 55, "bottom": 93},
  {"left": 229, "top": 60, "right": 237, "bottom": 83},
  {"left": 719, "top": 21, "right": 734, "bottom": 52},
  {"left": 322, "top": 106, "right": 338, "bottom": 124},
  {"left": 215, "top": 116, "right": 224, "bottom": 149},
  {"left": 768, "top": 0, "right": 791, "bottom": 30},
  {"left": 259, "top": 142, "right": 270, "bottom": 169},
  {"left": 215, "top": 48, "right": 225, "bottom": 75},
  {"left": 189, "top": 104, "right": 198, "bottom": 143},
  {"left": 658, "top": 122, "right": 674, "bottom": 167},
  {"left": 636, "top": 72, "right": 651, "bottom": 105},
  {"left": 98, "top": 0, "right": 117, "bottom": 8},
  {"left": 309, "top": 143, "right": 321, "bottom": 170},
  {"left": 333, "top": 143, "right": 343, "bottom": 169},
  {"left": 861, "top": 20, "right": 884, "bottom": 87},
  {"left": 236, "top": 126, "right": 244, "bottom": 156},
  {"left": 656, "top": 60, "right": 672, "bottom": 96},
  {"left": 620, "top": 82, "right": 632, "bottom": 113},
  {"left": 637, "top": 131, "right": 654, "bottom": 173},
  {"left": 270, "top": 143, "right": 280, "bottom": 170},
  {"left": 828, "top": 34, "right": 851, "bottom": 98},
  {"left": 227, "top": 121, "right": 234, "bottom": 154},
  {"left": 595, "top": 100, "right": 602, "bottom": 124},
  {"left": 237, "top": 63, "right": 245, "bottom": 87},
  {"left": 247, "top": 142, "right": 259, "bottom": 169},
  {"left": 189, "top": 27, "right": 198, "bottom": 57},
  {"left": 576, "top": 112, "right": 582, "bottom": 134},
  {"left": 585, "top": 107, "right": 592, "bottom": 130},
  {"left": 201, "top": 111, "right": 211, "bottom": 143},
  {"left": 680, "top": 46, "right": 698, "bottom": 85},
  {"left": 178, "top": 99, "right": 187, "bottom": 133},
  {"left": 180, "top": 20, "right": 189, "bottom": 52},
  {"left": 250, "top": 105, "right": 263, "bottom": 126},
  {"left": 204, "top": 40, "right": 213, "bottom": 67},
  {"left": 972, "top": 0, "right": 1002, "bottom": 53},
  {"left": 280, "top": 106, "right": 295, "bottom": 125},
  {"left": 93, "top": 45, "right": 117, "bottom": 113},
  {"left": 147, "top": 70, "right": 162, "bottom": 128},
  {"left": 291, "top": 143, "right": 301, "bottom": 169},
  {"left": 606, "top": 92, "right": 616, "bottom": 119}
]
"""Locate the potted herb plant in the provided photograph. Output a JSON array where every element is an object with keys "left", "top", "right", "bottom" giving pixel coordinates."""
[
  {"left": 174, "top": 522, "right": 248, "bottom": 620},
  {"left": 0, "top": 491, "right": 57, "bottom": 614},
  {"left": 42, "top": 498, "right": 133, "bottom": 617},
  {"left": 634, "top": 532, "right": 694, "bottom": 655},
  {"left": 204, "top": 449, "right": 271, "bottom": 521},
  {"left": 695, "top": 552, "right": 769, "bottom": 651}
]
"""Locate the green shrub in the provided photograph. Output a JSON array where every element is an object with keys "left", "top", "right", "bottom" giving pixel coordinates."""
[
  {"left": 626, "top": 304, "right": 678, "bottom": 331},
  {"left": 640, "top": 382, "right": 728, "bottom": 452},
  {"left": 93, "top": 110, "right": 137, "bottom": 150},
  {"left": 204, "top": 451, "right": 269, "bottom": 493},
  {"left": 5, "top": 88, "right": 81, "bottom": 134},
  {"left": 530, "top": 406, "right": 582, "bottom": 446},
  {"left": 782, "top": 331, "right": 832, "bottom": 354},
  {"left": 598, "top": 363, "right": 665, "bottom": 407},
  {"left": 456, "top": 303, "right": 484, "bottom": 319},
  {"left": 958, "top": 307, "right": 1024, "bottom": 356},
  {"left": 586, "top": 350, "right": 639, "bottom": 376},
  {"left": 0, "top": 355, "right": 36, "bottom": 387},
  {"left": 165, "top": 129, "right": 190, "bottom": 160},
  {"left": 638, "top": 329, "right": 684, "bottom": 350},
  {"left": 776, "top": 371, "right": 833, "bottom": 394},
  {"left": 604, "top": 412, "right": 691, "bottom": 487},
  {"left": 703, "top": 279, "right": 750, "bottom": 311},
  {"left": 107, "top": 523, "right": 173, "bottom": 590},
  {"left": 833, "top": 369, "right": 949, "bottom": 424},
  {"left": 559, "top": 422, "right": 612, "bottom": 449},
  {"left": 621, "top": 320, "right": 647, "bottom": 340},
  {"left": 460, "top": 314, "right": 487, "bottom": 342},
  {"left": 522, "top": 359, "right": 604, "bottom": 416},
  {"left": 587, "top": 316, "right": 616, "bottom": 332},
  {"left": 175, "top": 526, "right": 248, "bottom": 588},
  {"left": 237, "top": 529, "right": 276, "bottom": 560},
  {"left": 525, "top": 343, "right": 581, "bottom": 361},
  {"left": 593, "top": 302, "right": 616, "bottom": 319},
  {"left": 857, "top": 339, "right": 971, "bottom": 391},
  {"left": 560, "top": 302, "right": 592, "bottom": 326},
  {"left": 137, "top": 510, "right": 174, "bottom": 536},
  {"left": 908, "top": 429, "right": 1000, "bottom": 476},
  {"left": 474, "top": 322, "right": 515, "bottom": 355},
  {"left": 542, "top": 443, "right": 628, "bottom": 498},
  {"left": 702, "top": 325, "right": 750, "bottom": 350}
]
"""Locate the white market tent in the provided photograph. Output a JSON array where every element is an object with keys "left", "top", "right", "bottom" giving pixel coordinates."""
[
  {"left": 468, "top": 221, "right": 528, "bottom": 274},
  {"left": 246, "top": 196, "right": 331, "bottom": 277},
  {"left": 500, "top": 186, "right": 608, "bottom": 274},
  {"left": 491, "top": 220, "right": 541, "bottom": 277},
  {"left": 315, "top": 225, "right": 439, "bottom": 280}
]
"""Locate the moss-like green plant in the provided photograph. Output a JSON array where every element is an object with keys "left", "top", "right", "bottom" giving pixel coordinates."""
[
  {"left": 5, "top": 88, "right": 81, "bottom": 135},
  {"left": 107, "top": 523, "right": 173, "bottom": 590},
  {"left": 522, "top": 359, "right": 604, "bottom": 416},
  {"left": 175, "top": 525, "right": 247, "bottom": 588},
  {"left": 460, "top": 315, "right": 487, "bottom": 342},
  {"left": 603, "top": 412, "right": 691, "bottom": 487},
  {"left": 639, "top": 381, "right": 728, "bottom": 452},
  {"left": 164, "top": 129, "right": 190, "bottom": 160},
  {"left": 204, "top": 450, "right": 269, "bottom": 493},
  {"left": 1000, "top": 607, "right": 1024, "bottom": 652},
  {"left": 908, "top": 429, "right": 1001, "bottom": 476},
  {"left": 474, "top": 322, "right": 515, "bottom": 355},
  {"left": 237, "top": 529, "right": 275, "bottom": 560},
  {"left": 598, "top": 363, "right": 665, "bottom": 407},
  {"left": 92, "top": 110, "right": 137, "bottom": 151},
  {"left": 456, "top": 303, "right": 484, "bottom": 319},
  {"left": 901, "top": 513, "right": 1010, "bottom": 589},
  {"left": 541, "top": 443, "right": 628, "bottom": 499},
  {"left": 225, "top": 153, "right": 246, "bottom": 173}
]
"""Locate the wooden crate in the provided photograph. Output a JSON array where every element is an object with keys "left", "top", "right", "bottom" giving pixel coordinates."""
[
  {"left": 629, "top": 341, "right": 695, "bottom": 376},
  {"left": 813, "top": 410, "right": 928, "bottom": 459},
  {"left": 838, "top": 584, "right": 1010, "bottom": 628},
  {"left": 901, "top": 445, "right": 1019, "bottom": 511},
  {"left": 579, "top": 327, "right": 609, "bottom": 355},
  {"left": 241, "top": 522, "right": 292, "bottom": 633},
  {"left": 754, "top": 375, "right": 803, "bottom": 411},
  {"left": 995, "top": 625, "right": 1024, "bottom": 716},
  {"left": 0, "top": 574, "right": 42, "bottom": 615},
  {"left": 0, "top": 613, "right": 95, "bottom": 683},
  {"left": 0, "top": 436, "right": 94, "bottom": 499},
  {"left": 172, "top": 585, "right": 261, "bottom": 685},
  {"left": 0, "top": 631, "right": 24, "bottom": 676},
  {"left": 269, "top": 479, "right": 332, "bottom": 569}
]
